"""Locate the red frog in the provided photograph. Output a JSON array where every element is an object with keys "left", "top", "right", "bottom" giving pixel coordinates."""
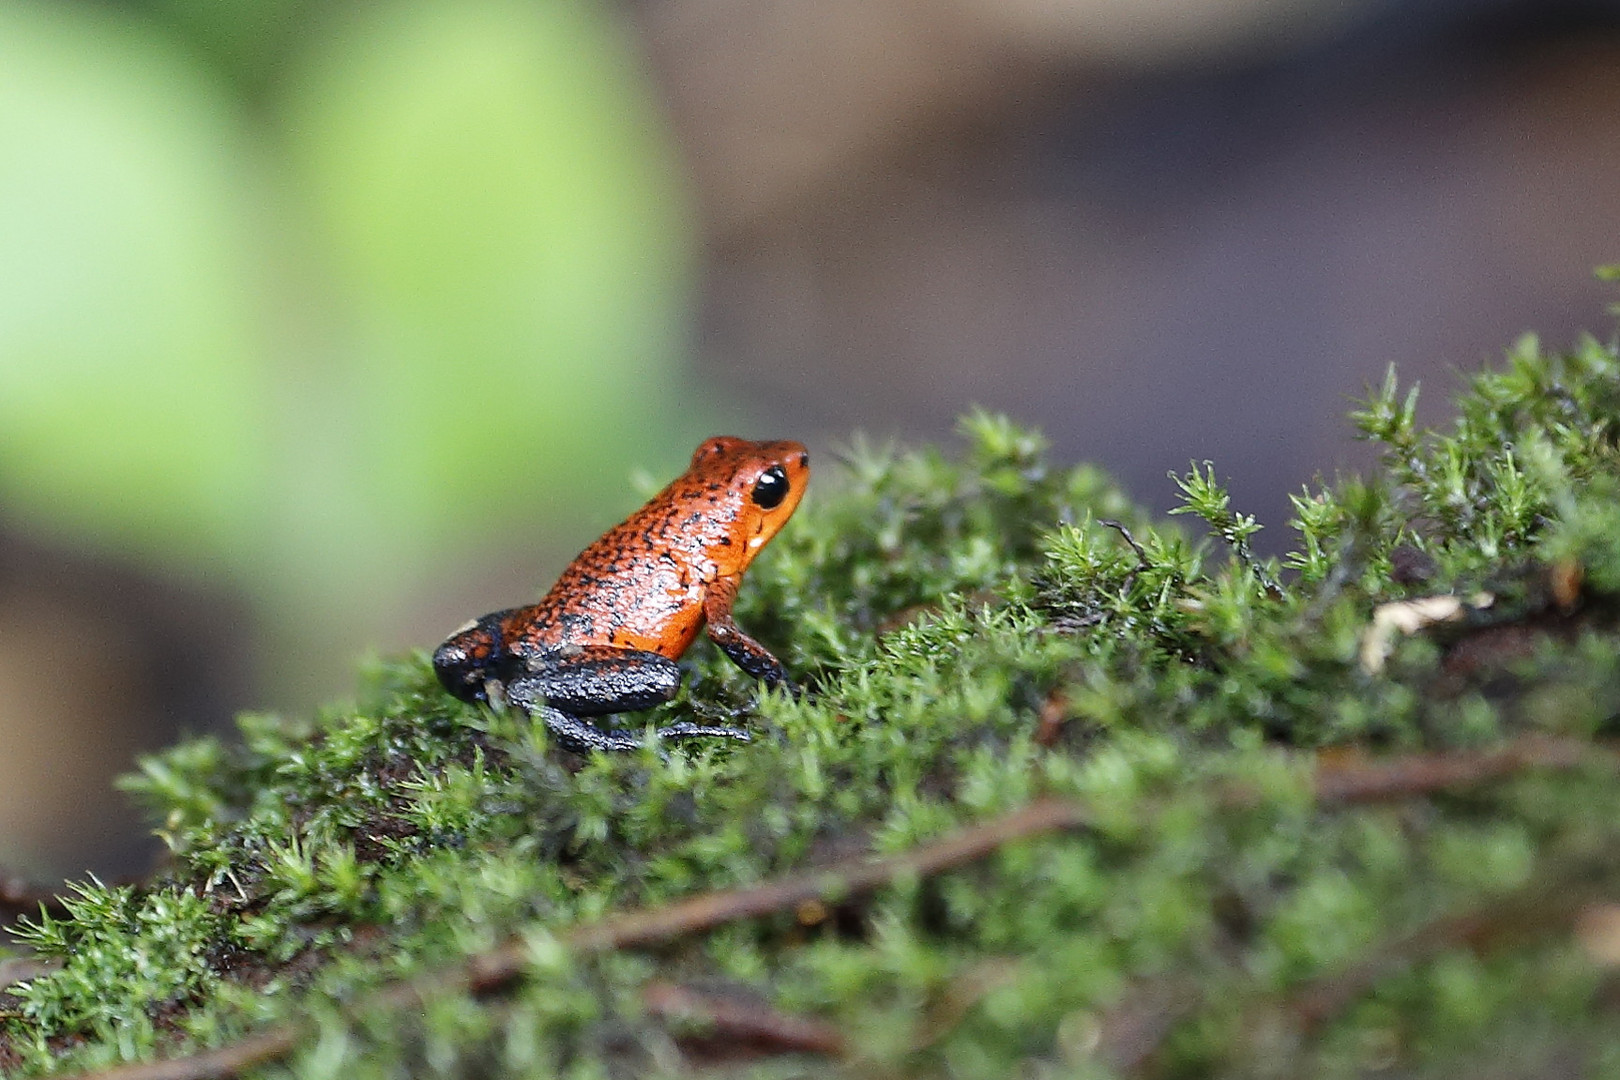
[{"left": 434, "top": 436, "right": 809, "bottom": 752}]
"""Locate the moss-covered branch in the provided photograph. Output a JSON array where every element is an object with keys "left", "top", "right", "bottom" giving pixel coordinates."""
[
  {"left": 8, "top": 334, "right": 1620, "bottom": 1078},
  {"left": 49, "top": 735, "right": 1617, "bottom": 1080}
]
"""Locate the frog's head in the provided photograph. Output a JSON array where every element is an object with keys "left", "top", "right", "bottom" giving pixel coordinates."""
[
  {"left": 688, "top": 436, "right": 810, "bottom": 563},
  {"left": 432, "top": 611, "right": 509, "bottom": 703}
]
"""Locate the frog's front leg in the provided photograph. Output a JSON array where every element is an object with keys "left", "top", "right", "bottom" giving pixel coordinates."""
[
  {"left": 505, "top": 646, "right": 751, "bottom": 753},
  {"left": 702, "top": 578, "right": 792, "bottom": 690}
]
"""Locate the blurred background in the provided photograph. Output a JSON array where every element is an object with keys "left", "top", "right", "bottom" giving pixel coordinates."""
[{"left": 0, "top": 0, "right": 1617, "bottom": 876}]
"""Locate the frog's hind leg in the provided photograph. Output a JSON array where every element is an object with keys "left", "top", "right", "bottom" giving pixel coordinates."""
[
  {"left": 511, "top": 647, "right": 683, "bottom": 716},
  {"left": 533, "top": 706, "right": 750, "bottom": 753},
  {"left": 507, "top": 650, "right": 751, "bottom": 752},
  {"left": 652, "top": 720, "right": 751, "bottom": 744},
  {"left": 533, "top": 706, "right": 648, "bottom": 753}
]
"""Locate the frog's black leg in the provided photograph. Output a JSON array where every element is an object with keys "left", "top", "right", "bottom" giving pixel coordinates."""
[
  {"left": 702, "top": 579, "right": 792, "bottom": 690},
  {"left": 507, "top": 648, "right": 750, "bottom": 751},
  {"left": 509, "top": 648, "right": 683, "bottom": 715},
  {"left": 531, "top": 706, "right": 648, "bottom": 753},
  {"left": 651, "top": 720, "right": 754, "bottom": 742},
  {"left": 531, "top": 706, "right": 749, "bottom": 752}
]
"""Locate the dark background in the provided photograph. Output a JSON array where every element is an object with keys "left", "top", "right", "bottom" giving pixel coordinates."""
[{"left": 1, "top": 0, "right": 1616, "bottom": 875}]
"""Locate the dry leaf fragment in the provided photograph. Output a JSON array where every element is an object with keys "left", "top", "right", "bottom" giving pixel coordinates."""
[{"left": 1359, "top": 592, "right": 1494, "bottom": 674}]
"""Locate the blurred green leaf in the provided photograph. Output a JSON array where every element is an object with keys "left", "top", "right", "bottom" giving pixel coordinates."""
[
  {"left": 278, "top": 0, "right": 700, "bottom": 550},
  {"left": 0, "top": 0, "right": 714, "bottom": 705},
  {"left": 0, "top": 0, "right": 269, "bottom": 562}
]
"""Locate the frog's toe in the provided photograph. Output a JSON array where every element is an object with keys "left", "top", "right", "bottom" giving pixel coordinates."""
[
  {"left": 538, "top": 707, "right": 645, "bottom": 753},
  {"left": 654, "top": 721, "right": 752, "bottom": 743}
]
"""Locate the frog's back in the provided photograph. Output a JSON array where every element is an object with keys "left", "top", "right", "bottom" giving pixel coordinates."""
[
  {"left": 504, "top": 474, "right": 736, "bottom": 657},
  {"left": 502, "top": 436, "right": 807, "bottom": 660}
]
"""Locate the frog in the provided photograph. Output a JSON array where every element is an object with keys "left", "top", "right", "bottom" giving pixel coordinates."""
[{"left": 433, "top": 436, "right": 809, "bottom": 752}]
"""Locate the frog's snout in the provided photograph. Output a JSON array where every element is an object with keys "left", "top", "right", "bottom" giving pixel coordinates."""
[
  {"left": 433, "top": 614, "right": 506, "bottom": 703},
  {"left": 433, "top": 638, "right": 483, "bottom": 702}
]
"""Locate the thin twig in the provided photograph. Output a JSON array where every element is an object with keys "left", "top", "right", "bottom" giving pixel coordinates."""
[
  {"left": 641, "top": 980, "right": 846, "bottom": 1058},
  {"left": 1099, "top": 519, "right": 1149, "bottom": 565},
  {"left": 1309, "top": 735, "right": 1605, "bottom": 806},
  {"left": 580, "top": 797, "right": 1088, "bottom": 951},
  {"left": 36, "top": 1032, "right": 301, "bottom": 1080},
  {"left": 1100, "top": 518, "right": 1152, "bottom": 603},
  {"left": 1092, "top": 977, "right": 1203, "bottom": 1074}
]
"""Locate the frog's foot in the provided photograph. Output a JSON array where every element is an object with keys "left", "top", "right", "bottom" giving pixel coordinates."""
[
  {"left": 773, "top": 678, "right": 807, "bottom": 702},
  {"left": 539, "top": 708, "right": 645, "bottom": 753},
  {"left": 537, "top": 707, "right": 750, "bottom": 753},
  {"left": 678, "top": 696, "right": 745, "bottom": 726},
  {"left": 652, "top": 720, "right": 752, "bottom": 743}
]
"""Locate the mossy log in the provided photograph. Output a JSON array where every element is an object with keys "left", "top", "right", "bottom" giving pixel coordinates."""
[{"left": 8, "top": 334, "right": 1620, "bottom": 1078}]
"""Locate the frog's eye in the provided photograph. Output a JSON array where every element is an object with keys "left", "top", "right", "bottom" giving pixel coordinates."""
[{"left": 751, "top": 465, "right": 789, "bottom": 509}]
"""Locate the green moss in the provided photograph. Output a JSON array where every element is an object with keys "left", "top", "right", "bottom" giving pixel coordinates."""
[{"left": 8, "top": 339, "right": 1620, "bottom": 1077}]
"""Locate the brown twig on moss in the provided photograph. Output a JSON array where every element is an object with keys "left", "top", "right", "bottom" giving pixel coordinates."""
[
  {"left": 35, "top": 1031, "right": 301, "bottom": 1080},
  {"left": 641, "top": 980, "right": 847, "bottom": 1059},
  {"left": 1308, "top": 735, "right": 1607, "bottom": 806}
]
